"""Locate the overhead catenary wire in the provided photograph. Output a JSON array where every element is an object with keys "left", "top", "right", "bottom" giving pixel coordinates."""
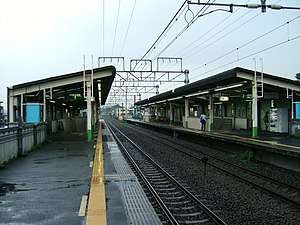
[
  {"left": 153, "top": 0, "right": 216, "bottom": 60},
  {"left": 134, "top": 0, "right": 188, "bottom": 70},
  {"left": 136, "top": 1, "right": 215, "bottom": 95},
  {"left": 102, "top": 0, "right": 105, "bottom": 55},
  {"left": 120, "top": 0, "right": 137, "bottom": 55},
  {"left": 146, "top": 4, "right": 188, "bottom": 58},
  {"left": 181, "top": 0, "right": 283, "bottom": 59},
  {"left": 185, "top": 11, "right": 260, "bottom": 59},
  {"left": 191, "top": 14, "right": 300, "bottom": 73},
  {"left": 180, "top": 4, "right": 253, "bottom": 58},
  {"left": 134, "top": 2, "right": 189, "bottom": 71},
  {"left": 112, "top": 0, "right": 121, "bottom": 56},
  {"left": 194, "top": 35, "right": 300, "bottom": 78},
  {"left": 140, "top": 0, "right": 293, "bottom": 98},
  {"left": 114, "top": 0, "right": 214, "bottom": 98},
  {"left": 109, "top": 0, "right": 296, "bottom": 105},
  {"left": 142, "top": 32, "right": 300, "bottom": 97},
  {"left": 174, "top": 7, "right": 237, "bottom": 57}
]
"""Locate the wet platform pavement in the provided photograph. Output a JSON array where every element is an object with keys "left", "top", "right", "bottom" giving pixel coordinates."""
[
  {"left": 0, "top": 133, "right": 94, "bottom": 225},
  {"left": 0, "top": 126, "right": 162, "bottom": 225},
  {"left": 102, "top": 123, "right": 161, "bottom": 225}
]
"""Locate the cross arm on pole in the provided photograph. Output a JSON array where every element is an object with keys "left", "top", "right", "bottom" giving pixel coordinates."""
[{"left": 187, "top": 1, "right": 300, "bottom": 13}]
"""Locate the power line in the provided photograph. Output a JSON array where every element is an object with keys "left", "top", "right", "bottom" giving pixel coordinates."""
[
  {"left": 209, "top": 35, "right": 300, "bottom": 75},
  {"left": 175, "top": 11, "right": 233, "bottom": 57},
  {"left": 120, "top": 0, "right": 137, "bottom": 55},
  {"left": 136, "top": 0, "right": 187, "bottom": 68},
  {"left": 185, "top": 11, "right": 260, "bottom": 59},
  {"left": 112, "top": 0, "right": 121, "bottom": 55},
  {"left": 191, "top": 35, "right": 300, "bottom": 79},
  {"left": 181, "top": 0, "right": 283, "bottom": 59},
  {"left": 191, "top": 14, "right": 300, "bottom": 73},
  {"left": 153, "top": 0, "right": 216, "bottom": 60},
  {"left": 148, "top": 5, "right": 188, "bottom": 58},
  {"left": 178, "top": 2, "right": 252, "bottom": 58},
  {"left": 102, "top": 0, "right": 105, "bottom": 55}
]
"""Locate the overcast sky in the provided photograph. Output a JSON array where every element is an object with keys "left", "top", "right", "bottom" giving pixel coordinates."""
[{"left": 0, "top": 0, "right": 299, "bottom": 109}]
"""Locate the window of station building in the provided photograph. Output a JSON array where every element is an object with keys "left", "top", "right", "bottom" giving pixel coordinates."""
[
  {"left": 231, "top": 103, "right": 235, "bottom": 117},
  {"left": 189, "top": 107, "right": 194, "bottom": 117},
  {"left": 213, "top": 104, "right": 223, "bottom": 117},
  {"left": 218, "top": 105, "right": 222, "bottom": 117},
  {"left": 235, "top": 102, "right": 247, "bottom": 118},
  {"left": 190, "top": 105, "right": 201, "bottom": 117},
  {"left": 242, "top": 107, "right": 246, "bottom": 117},
  {"left": 237, "top": 107, "right": 241, "bottom": 117}
]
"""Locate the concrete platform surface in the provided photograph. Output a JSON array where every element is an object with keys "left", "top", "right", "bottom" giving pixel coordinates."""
[
  {"left": 102, "top": 125, "right": 161, "bottom": 225},
  {"left": 0, "top": 133, "right": 94, "bottom": 225},
  {"left": 0, "top": 127, "right": 162, "bottom": 225}
]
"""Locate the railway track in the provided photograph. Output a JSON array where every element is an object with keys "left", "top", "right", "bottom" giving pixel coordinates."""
[
  {"left": 106, "top": 120, "right": 227, "bottom": 225},
  {"left": 117, "top": 120, "right": 300, "bottom": 210}
]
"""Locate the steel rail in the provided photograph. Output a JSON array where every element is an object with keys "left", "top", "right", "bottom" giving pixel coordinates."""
[
  {"left": 106, "top": 120, "right": 227, "bottom": 225},
  {"left": 106, "top": 122, "right": 179, "bottom": 225},
  {"left": 122, "top": 122, "right": 300, "bottom": 209}
]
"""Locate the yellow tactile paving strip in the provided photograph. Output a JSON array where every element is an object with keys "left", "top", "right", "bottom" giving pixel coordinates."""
[{"left": 86, "top": 125, "right": 107, "bottom": 225}]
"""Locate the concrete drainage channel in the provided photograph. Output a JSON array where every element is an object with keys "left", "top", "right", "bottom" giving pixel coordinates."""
[{"left": 102, "top": 127, "right": 161, "bottom": 225}]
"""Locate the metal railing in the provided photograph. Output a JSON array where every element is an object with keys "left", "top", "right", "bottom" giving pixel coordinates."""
[{"left": 0, "top": 123, "right": 47, "bottom": 165}]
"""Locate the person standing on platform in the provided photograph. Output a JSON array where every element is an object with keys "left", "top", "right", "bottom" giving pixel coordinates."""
[{"left": 200, "top": 112, "right": 207, "bottom": 131}]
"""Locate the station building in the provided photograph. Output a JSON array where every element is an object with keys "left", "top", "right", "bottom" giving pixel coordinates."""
[{"left": 135, "top": 67, "right": 300, "bottom": 138}]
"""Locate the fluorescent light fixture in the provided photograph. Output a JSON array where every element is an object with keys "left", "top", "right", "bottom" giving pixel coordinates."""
[
  {"left": 49, "top": 100, "right": 56, "bottom": 103},
  {"left": 168, "top": 96, "right": 183, "bottom": 101},
  {"left": 214, "top": 83, "right": 244, "bottom": 92},
  {"left": 185, "top": 91, "right": 209, "bottom": 98},
  {"left": 155, "top": 100, "right": 166, "bottom": 104},
  {"left": 62, "top": 103, "right": 66, "bottom": 106}
]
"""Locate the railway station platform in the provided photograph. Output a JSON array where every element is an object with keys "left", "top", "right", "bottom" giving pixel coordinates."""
[
  {"left": 0, "top": 122, "right": 161, "bottom": 225},
  {"left": 125, "top": 119, "right": 300, "bottom": 172},
  {"left": 0, "top": 132, "right": 94, "bottom": 224}
]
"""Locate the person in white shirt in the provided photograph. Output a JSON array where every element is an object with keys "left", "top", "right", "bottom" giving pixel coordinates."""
[{"left": 200, "top": 112, "right": 207, "bottom": 131}]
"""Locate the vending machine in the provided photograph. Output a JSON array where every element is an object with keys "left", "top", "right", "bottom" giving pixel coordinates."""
[{"left": 269, "top": 108, "right": 288, "bottom": 133}]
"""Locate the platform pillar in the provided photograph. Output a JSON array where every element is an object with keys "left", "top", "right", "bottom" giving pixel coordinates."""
[
  {"left": 86, "top": 75, "right": 92, "bottom": 141},
  {"left": 156, "top": 105, "right": 159, "bottom": 122},
  {"left": 252, "top": 77, "right": 258, "bottom": 137},
  {"left": 169, "top": 103, "right": 173, "bottom": 125},
  {"left": 43, "top": 89, "right": 47, "bottom": 122},
  {"left": 20, "top": 93, "right": 24, "bottom": 122},
  {"left": 184, "top": 98, "right": 189, "bottom": 128},
  {"left": 209, "top": 93, "right": 214, "bottom": 131}
]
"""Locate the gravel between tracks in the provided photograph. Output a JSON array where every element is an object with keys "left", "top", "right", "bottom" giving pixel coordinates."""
[{"left": 108, "top": 118, "right": 300, "bottom": 225}]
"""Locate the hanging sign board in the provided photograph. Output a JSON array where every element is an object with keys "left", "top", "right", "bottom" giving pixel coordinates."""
[{"left": 219, "top": 96, "right": 229, "bottom": 101}]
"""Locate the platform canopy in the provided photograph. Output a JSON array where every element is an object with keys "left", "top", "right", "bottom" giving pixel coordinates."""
[
  {"left": 135, "top": 67, "right": 300, "bottom": 106},
  {"left": 7, "top": 66, "right": 116, "bottom": 122}
]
